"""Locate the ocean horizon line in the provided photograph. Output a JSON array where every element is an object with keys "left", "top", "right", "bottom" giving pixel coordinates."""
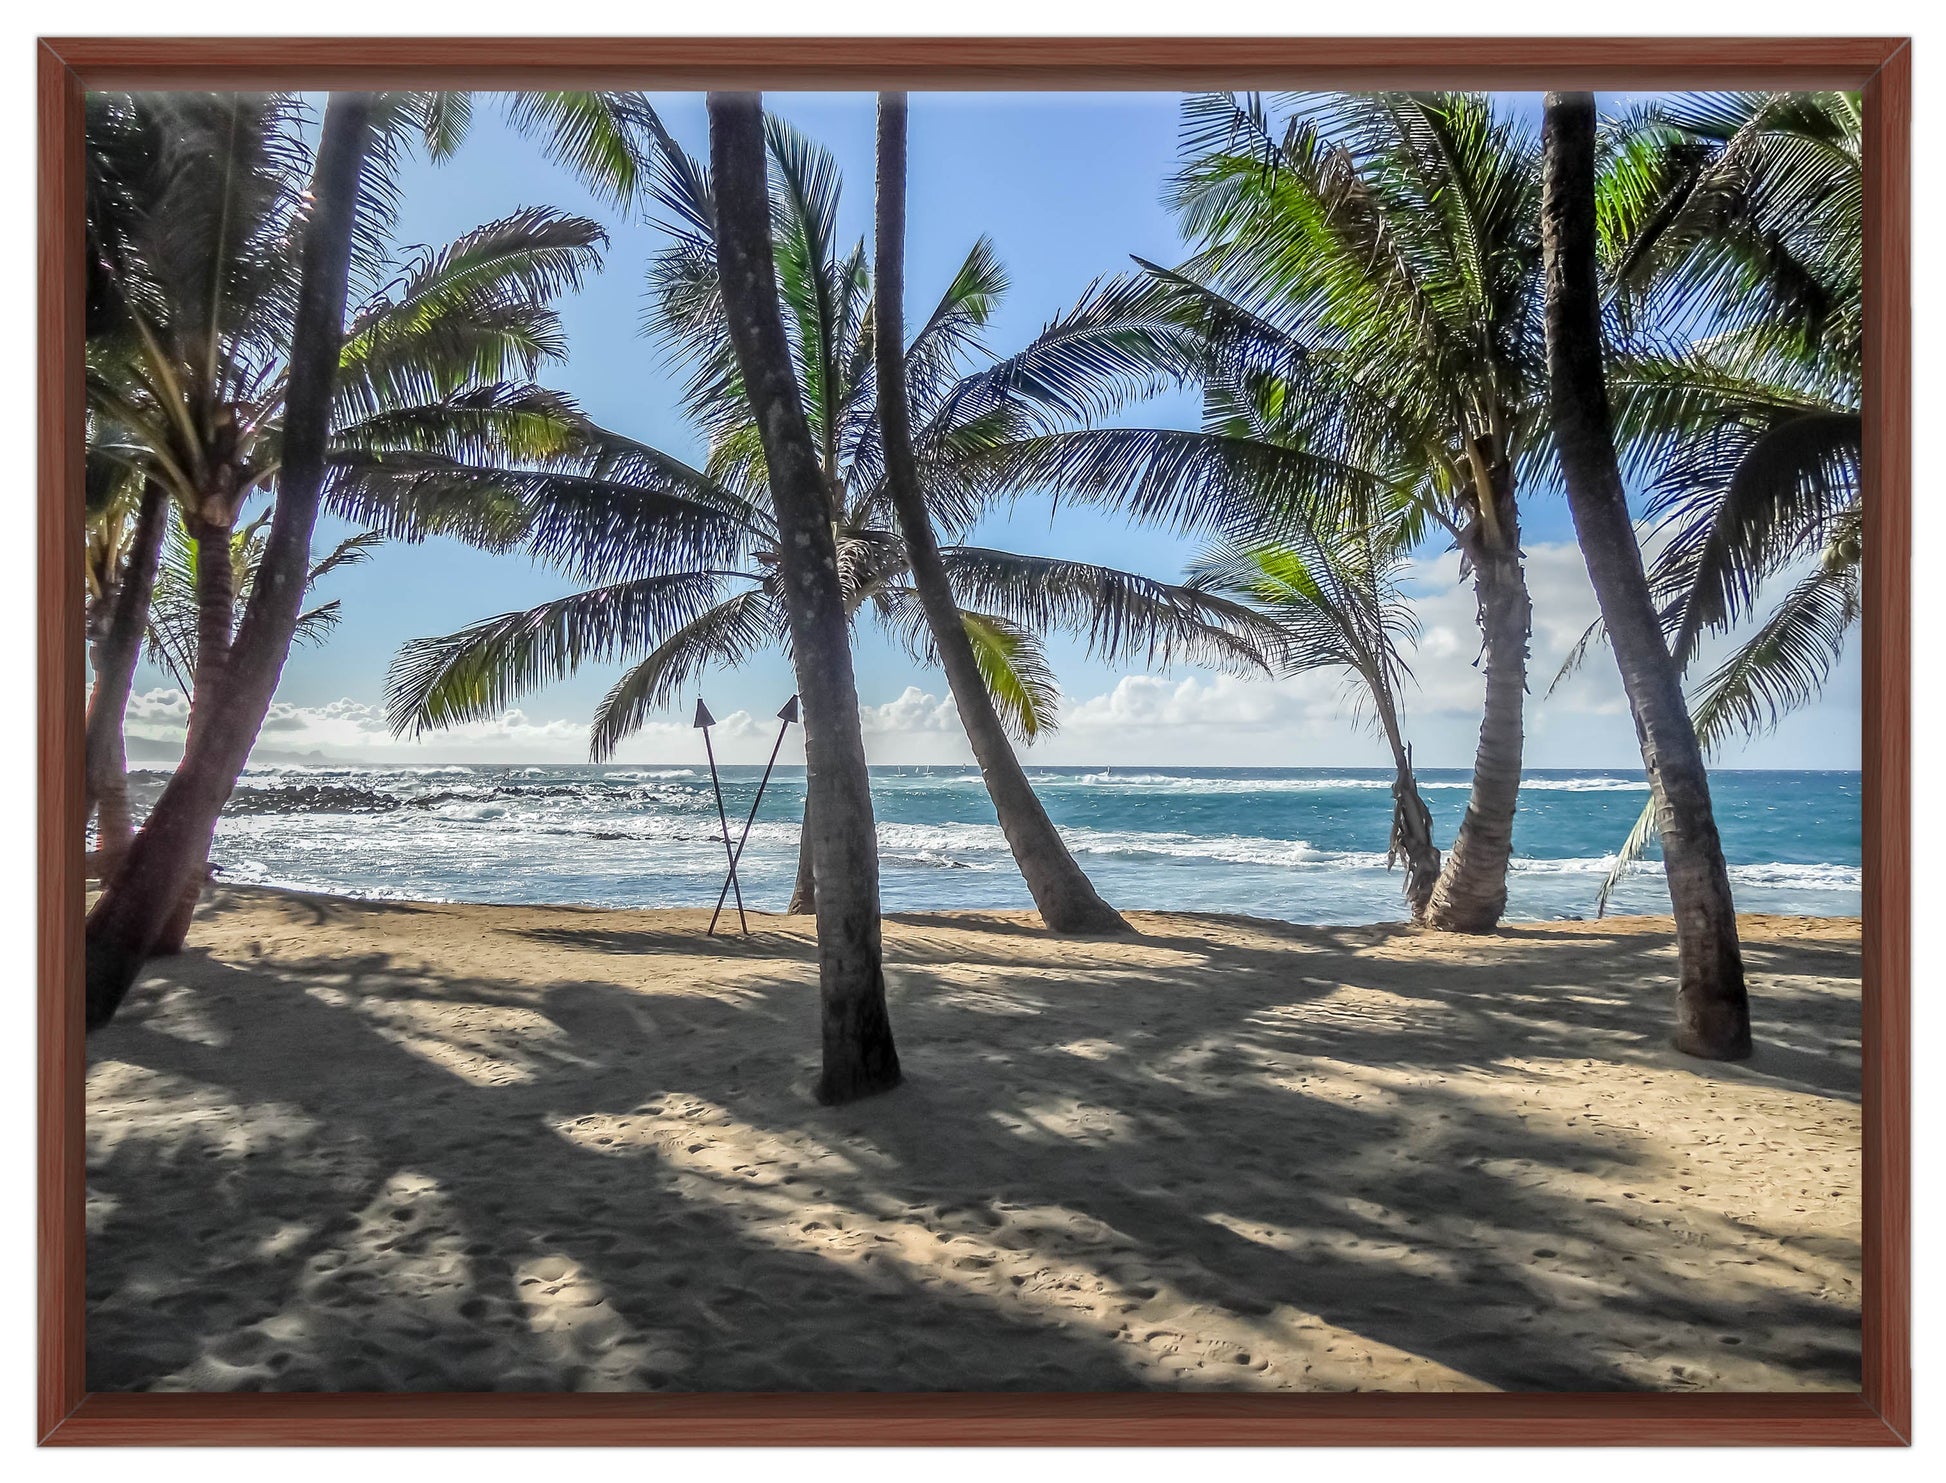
[{"left": 144, "top": 758, "right": 1867, "bottom": 776}]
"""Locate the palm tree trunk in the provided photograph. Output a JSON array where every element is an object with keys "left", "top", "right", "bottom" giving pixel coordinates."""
[
  {"left": 709, "top": 91, "right": 901, "bottom": 1105},
  {"left": 186, "top": 510, "right": 236, "bottom": 714},
  {"left": 873, "top": 95, "right": 1130, "bottom": 937},
  {"left": 1541, "top": 91, "right": 1750, "bottom": 1060},
  {"left": 84, "top": 92, "right": 378, "bottom": 1029},
  {"left": 1372, "top": 691, "right": 1440, "bottom": 922},
  {"left": 1423, "top": 493, "right": 1531, "bottom": 933},
  {"left": 134, "top": 503, "right": 238, "bottom": 946},
  {"left": 788, "top": 798, "right": 816, "bottom": 914},
  {"left": 85, "top": 480, "right": 169, "bottom": 881}
]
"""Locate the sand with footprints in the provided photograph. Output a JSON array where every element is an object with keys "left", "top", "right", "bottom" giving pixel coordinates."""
[{"left": 85, "top": 886, "right": 1861, "bottom": 1392}]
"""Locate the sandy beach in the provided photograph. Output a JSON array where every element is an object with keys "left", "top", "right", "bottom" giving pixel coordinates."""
[{"left": 85, "top": 885, "right": 1862, "bottom": 1394}]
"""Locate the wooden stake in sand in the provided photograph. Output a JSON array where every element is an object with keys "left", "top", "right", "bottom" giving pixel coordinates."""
[
  {"left": 709, "top": 695, "right": 799, "bottom": 937},
  {"left": 694, "top": 698, "right": 747, "bottom": 935}
]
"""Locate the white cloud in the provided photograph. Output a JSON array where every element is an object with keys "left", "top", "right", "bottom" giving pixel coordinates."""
[
  {"left": 115, "top": 538, "right": 1858, "bottom": 772},
  {"left": 860, "top": 685, "right": 960, "bottom": 735},
  {"left": 123, "top": 688, "right": 773, "bottom": 766},
  {"left": 125, "top": 687, "right": 192, "bottom": 739},
  {"left": 1023, "top": 537, "right": 1855, "bottom": 769}
]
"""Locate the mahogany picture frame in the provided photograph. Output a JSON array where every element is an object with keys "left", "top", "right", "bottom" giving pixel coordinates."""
[{"left": 36, "top": 34, "right": 1912, "bottom": 1446}]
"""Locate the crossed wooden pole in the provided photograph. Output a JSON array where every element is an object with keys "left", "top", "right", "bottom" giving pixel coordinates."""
[{"left": 694, "top": 695, "right": 800, "bottom": 936}]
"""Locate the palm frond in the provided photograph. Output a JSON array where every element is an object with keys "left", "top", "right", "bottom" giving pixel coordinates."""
[
  {"left": 307, "top": 529, "right": 383, "bottom": 583},
  {"left": 939, "top": 546, "right": 1276, "bottom": 674},
  {"left": 958, "top": 610, "right": 1060, "bottom": 742},
  {"left": 1647, "top": 409, "right": 1860, "bottom": 665},
  {"left": 383, "top": 571, "right": 738, "bottom": 737},
  {"left": 1594, "top": 796, "right": 1663, "bottom": 918},
  {"left": 995, "top": 427, "right": 1389, "bottom": 540},
  {"left": 497, "top": 91, "right": 664, "bottom": 207},
  {"left": 1686, "top": 551, "right": 1861, "bottom": 742},
  {"left": 589, "top": 586, "right": 785, "bottom": 760}
]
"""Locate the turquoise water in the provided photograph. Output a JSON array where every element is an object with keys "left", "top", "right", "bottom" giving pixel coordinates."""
[{"left": 146, "top": 763, "right": 1861, "bottom": 924}]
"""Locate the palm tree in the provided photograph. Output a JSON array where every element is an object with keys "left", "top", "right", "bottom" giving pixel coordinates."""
[
  {"left": 1188, "top": 509, "right": 1442, "bottom": 919},
  {"left": 984, "top": 91, "right": 1549, "bottom": 932},
  {"left": 709, "top": 90, "right": 900, "bottom": 1106},
  {"left": 83, "top": 485, "right": 373, "bottom": 879},
  {"left": 872, "top": 94, "right": 1129, "bottom": 935},
  {"left": 80, "top": 93, "right": 610, "bottom": 959},
  {"left": 1556, "top": 91, "right": 1862, "bottom": 909},
  {"left": 86, "top": 91, "right": 383, "bottom": 1026},
  {"left": 141, "top": 515, "right": 380, "bottom": 705},
  {"left": 84, "top": 97, "right": 608, "bottom": 683},
  {"left": 384, "top": 109, "right": 1267, "bottom": 917},
  {"left": 1541, "top": 91, "right": 1749, "bottom": 1060},
  {"left": 82, "top": 89, "right": 656, "bottom": 1027},
  {"left": 82, "top": 464, "right": 167, "bottom": 878}
]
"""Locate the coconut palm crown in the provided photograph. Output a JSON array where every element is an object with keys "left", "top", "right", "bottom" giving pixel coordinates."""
[
  {"left": 1549, "top": 90, "right": 1862, "bottom": 911},
  {"left": 84, "top": 91, "right": 629, "bottom": 593},
  {"left": 963, "top": 91, "right": 1551, "bottom": 930},
  {"left": 384, "top": 115, "right": 1269, "bottom": 760},
  {"left": 1593, "top": 90, "right": 1862, "bottom": 746}
]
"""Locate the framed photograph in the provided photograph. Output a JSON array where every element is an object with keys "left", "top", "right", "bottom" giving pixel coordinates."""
[{"left": 40, "top": 36, "right": 1910, "bottom": 1445}]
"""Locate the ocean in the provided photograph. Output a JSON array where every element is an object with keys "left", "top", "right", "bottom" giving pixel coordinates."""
[{"left": 131, "top": 763, "right": 1862, "bottom": 925}]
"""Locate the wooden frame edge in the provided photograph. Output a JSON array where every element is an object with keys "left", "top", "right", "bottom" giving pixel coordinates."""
[
  {"left": 39, "top": 1392, "right": 1906, "bottom": 1447},
  {"left": 38, "top": 34, "right": 1913, "bottom": 1447},
  {"left": 1858, "top": 35, "right": 1912, "bottom": 1449},
  {"left": 37, "top": 34, "right": 1908, "bottom": 89},
  {"left": 38, "top": 34, "right": 87, "bottom": 1448}
]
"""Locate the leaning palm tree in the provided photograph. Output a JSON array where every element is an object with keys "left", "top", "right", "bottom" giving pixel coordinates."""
[
  {"left": 82, "top": 452, "right": 167, "bottom": 879},
  {"left": 872, "top": 93, "right": 1129, "bottom": 934},
  {"left": 84, "top": 89, "right": 654, "bottom": 1026},
  {"left": 384, "top": 111, "right": 1267, "bottom": 920},
  {"left": 83, "top": 101, "right": 604, "bottom": 931},
  {"left": 1541, "top": 90, "right": 1749, "bottom": 1061},
  {"left": 143, "top": 513, "right": 380, "bottom": 699},
  {"left": 1556, "top": 90, "right": 1862, "bottom": 910},
  {"left": 87, "top": 90, "right": 382, "bottom": 1026},
  {"left": 1188, "top": 507, "right": 1442, "bottom": 919},
  {"left": 983, "top": 91, "right": 1549, "bottom": 932}
]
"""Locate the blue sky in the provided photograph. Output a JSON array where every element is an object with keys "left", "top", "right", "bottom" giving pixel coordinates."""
[{"left": 125, "top": 91, "right": 1859, "bottom": 772}]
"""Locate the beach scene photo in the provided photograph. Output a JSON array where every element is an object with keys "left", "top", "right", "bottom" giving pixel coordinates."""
[{"left": 81, "top": 85, "right": 1863, "bottom": 1393}]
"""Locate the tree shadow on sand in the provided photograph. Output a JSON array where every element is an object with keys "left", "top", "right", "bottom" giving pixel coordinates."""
[{"left": 85, "top": 895, "right": 1862, "bottom": 1394}]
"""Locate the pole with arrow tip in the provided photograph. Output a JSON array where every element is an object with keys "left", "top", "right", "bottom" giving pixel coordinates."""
[
  {"left": 693, "top": 698, "right": 747, "bottom": 935},
  {"left": 710, "top": 694, "right": 799, "bottom": 936}
]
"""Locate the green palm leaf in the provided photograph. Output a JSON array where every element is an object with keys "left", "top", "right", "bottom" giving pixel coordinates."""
[
  {"left": 938, "top": 546, "right": 1276, "bottom": 674},
  {"left": 590, "top": 587, "right": 786, "bottom": 761},
  {"left": 958, "top": 610, "right": 1060, "bottom": 741},
  {"left": 384, "top": 571, "right": 739, "bottom": 738}
]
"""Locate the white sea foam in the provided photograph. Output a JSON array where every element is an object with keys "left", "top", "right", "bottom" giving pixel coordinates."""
[
  {"left": 201, "top": 757, "right": 1859, "bottom": 920},
  {"left": 882, "top": 849, "right": 998, "bottom": 872},
  {"left": 1728, "top": 861, "right": 1861, "bottom": 888},
  {"left": 1012, "top": 770, "right": 1648, "bottom": 795},
  {"left": 1058, "top": 772, "right": 1389, "bottom": 792},
  {"left": 1502, "top": 855, "right": 1861, "bottom": 888},
  {"left": 1493, "top": 777, "right": 1648, "bottom": 793}
]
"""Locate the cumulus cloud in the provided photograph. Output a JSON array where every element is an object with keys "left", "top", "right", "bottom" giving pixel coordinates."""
[
  {"left": 121, "top": 687, "right": 777, "bottom": 766},
  {"left": 1395, "top": 540, "right": 1624, "bottom": 723},
  {"left": 1024, "top": 537, "right": 1853, "bottom": 768},
  {"left": 860, "top": 685, "right": 960, "bottom": 735},
  {"left": 116, "top": 536, "right": 1856, "bottom": 771},
  {"left": 1067, "top": 671, "right": 1364, "bottom": 730}
]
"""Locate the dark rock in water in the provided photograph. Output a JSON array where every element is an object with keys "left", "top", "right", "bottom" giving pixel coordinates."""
[{"left": 220, "top": 785, "right": 404, "bottom": 817}]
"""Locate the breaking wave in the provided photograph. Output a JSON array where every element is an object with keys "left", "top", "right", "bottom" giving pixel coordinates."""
[{"left": 1013, "top": 771, "right": 1649, "bottom": 795}]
